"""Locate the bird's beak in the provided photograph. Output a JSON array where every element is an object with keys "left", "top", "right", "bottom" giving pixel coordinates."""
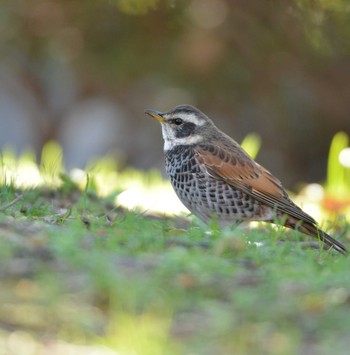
[{"left": 145, "top": 109, "right": 167, "bottom": 124}]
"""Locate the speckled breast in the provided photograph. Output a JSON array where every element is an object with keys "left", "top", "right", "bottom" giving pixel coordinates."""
[{"left": 165, "top": 145, "right": 268, "bottom": 226}]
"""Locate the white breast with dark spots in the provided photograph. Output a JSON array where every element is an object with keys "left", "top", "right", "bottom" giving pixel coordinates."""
[{"left": 165, "top": 146, "right": 270, "bottom": 225}]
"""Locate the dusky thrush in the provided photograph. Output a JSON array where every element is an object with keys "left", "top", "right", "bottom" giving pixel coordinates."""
[{"left": 145, "top": 104, "right": 347, "bottom": 254}]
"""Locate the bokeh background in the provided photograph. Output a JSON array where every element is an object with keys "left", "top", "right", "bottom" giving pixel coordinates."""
[
  {"left": 1, "top": 3, "right": 350, "bottom": 354},
  {"left": 2, "top": 0, "right": 350, "bottom": 189}
]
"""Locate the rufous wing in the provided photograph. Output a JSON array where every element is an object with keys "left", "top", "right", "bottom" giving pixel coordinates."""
[{"left": 193, "top": 142, "right": 317, "bottom": 225}]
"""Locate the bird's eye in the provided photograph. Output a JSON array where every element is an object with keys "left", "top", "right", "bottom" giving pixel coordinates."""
[{"left": 173, "top": 118, "right": 183, "bottom": 125}]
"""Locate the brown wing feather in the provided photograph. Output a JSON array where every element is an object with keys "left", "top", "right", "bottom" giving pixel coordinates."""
[
  {"left": 193, "top": 142, "right": 317, "bottom": 225},
  {"left": 194, "top": 142, "right": 283, "bottom": 195}
]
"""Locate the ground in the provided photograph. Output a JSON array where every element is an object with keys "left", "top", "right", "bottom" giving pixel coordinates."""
[{"left": 0, "top": 177, "right": 350, "bottom": 355}]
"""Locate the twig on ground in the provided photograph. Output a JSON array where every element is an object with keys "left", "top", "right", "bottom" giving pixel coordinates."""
[{"left": 0, "top": 194, "right": 23, "bottom": 211}]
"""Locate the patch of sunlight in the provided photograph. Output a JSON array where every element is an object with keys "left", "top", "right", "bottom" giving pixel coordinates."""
[
  {"left": 1, "top": 147, "right": 42, "bottom": 188},
  {"left": 85, "top": 156, "right": 120, "bottom": 196},
  {"left": 0, "top": 329, "right": 119, "bottom": 355},
  {"left": 0, "top": 141, "right": 65, "bottom": 189},
  {"left": 16, "top": 150, "right": 43, "bottom": 187},
  {"left": 0, "top": 142, "right": 188, "bottom": 216},
  {"left": 294, "top": 183, "right": 325, "bottom": 222},
  {"left": 103, "top": 311, "right": 176, "bottom": 355},
  {"left": 116, "top": 179, "right": 188, "bottom": 216}
]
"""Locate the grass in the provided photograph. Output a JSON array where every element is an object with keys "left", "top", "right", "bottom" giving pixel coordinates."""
[
  {"left": 0, "top": 141, "right": 350, "bottom": 355},
  {"left": 0, "top": 180, "right": 350, "bottom": 355}
]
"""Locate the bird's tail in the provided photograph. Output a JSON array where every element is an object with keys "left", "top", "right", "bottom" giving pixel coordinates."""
[{"left": 283, "top": 217, "right": 347, "bottom": 255}]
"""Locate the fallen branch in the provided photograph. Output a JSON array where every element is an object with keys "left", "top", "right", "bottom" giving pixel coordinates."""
[{"left": 0, "top": 194, "right": 23, "bottom": 211}]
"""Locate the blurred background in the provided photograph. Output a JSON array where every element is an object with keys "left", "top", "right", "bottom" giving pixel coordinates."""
[{"left": 1, "top": 0, "right": 350, "bottom": 189}]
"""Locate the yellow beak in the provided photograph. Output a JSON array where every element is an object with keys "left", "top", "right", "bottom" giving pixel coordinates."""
[{"left": 145, "top": 109, "right": 167, "bottom": 124}]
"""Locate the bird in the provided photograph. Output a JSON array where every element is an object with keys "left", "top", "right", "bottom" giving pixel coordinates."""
[{"left": 145, "top": 104, "right": 347, "bottom": 254}]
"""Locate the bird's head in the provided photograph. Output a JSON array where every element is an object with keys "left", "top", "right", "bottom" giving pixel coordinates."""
[{"left": 145, "top": 104, "right": 216, "bottom": 150}]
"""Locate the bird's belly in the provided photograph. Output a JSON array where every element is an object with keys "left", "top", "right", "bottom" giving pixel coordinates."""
[{"left": 168, "top": 169, "right": 272, "bottom": 226}]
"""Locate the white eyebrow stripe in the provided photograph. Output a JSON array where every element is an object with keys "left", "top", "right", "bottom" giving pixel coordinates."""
[{"left": 168, "top": 112, "right": 205, "bottom": 126}]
